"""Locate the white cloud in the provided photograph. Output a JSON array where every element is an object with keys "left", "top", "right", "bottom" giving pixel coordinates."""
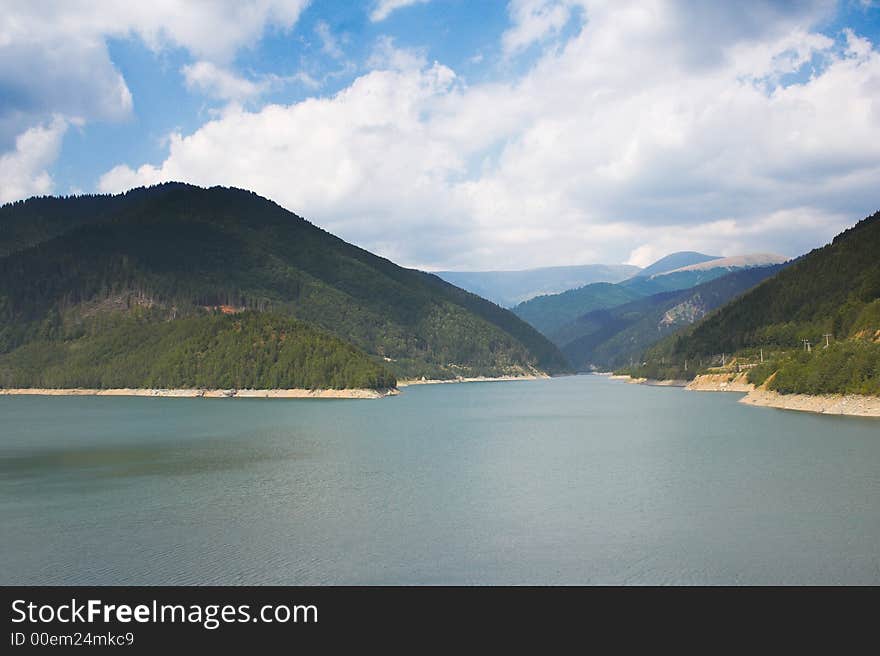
[
  {"left": 369, "top": 0, "right": 429, "bottom": 23},
  {"left": 502, "top": 0, "right": 576, "bottom": 55},
  {"left": 366, "top": 36, "right": 428, "bottom": 72},
  {"left": 0, "top": 117, "right": 67, "bottom": 204},
  {"left": 0, "top": 0, "right": 309, "bottom": 198},
  {"left": 182, "top": 62, "right": 267, "bottom": 102},
  {"left": 99, "top": 1, "right": 880, "bottom": 269},
  {"left": 315, "top": 21, "right": 344, "bottom": 60}
]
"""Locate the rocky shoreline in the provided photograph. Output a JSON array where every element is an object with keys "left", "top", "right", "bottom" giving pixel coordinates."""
[
  {"left": 0, "top": 387, "right": 399, "bottom": 399},
  {"left": 739, "top": 388, "right": 880, "bottom": 417},
  {"left": 607, "top": 372, "right": 880, "bottom": 418}
]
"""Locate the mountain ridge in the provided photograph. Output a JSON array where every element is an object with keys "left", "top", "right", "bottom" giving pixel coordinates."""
[
  {"left": 513, "top": 251, "right": 790, "bottom": 339},
  {"left": 435, "top": 263, "right": 640, "bottom": 307}
]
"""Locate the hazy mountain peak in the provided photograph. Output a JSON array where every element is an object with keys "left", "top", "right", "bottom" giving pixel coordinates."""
[
  {"left": 657, "top": 253, "right": 788, "bottom": 277},
  {"left": 634, "top": 252, "right": 720, "bottom": 278}
]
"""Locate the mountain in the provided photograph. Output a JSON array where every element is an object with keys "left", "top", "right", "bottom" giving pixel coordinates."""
[
  {"left": 512, "top": 282, "right": 645, "bottom": 337},
  {"left": 558, "top": 265, "right": 785, "bottom": 370},
  {"left": 512, "top": 251, "right": 787, "bottom": 339},
  {"left": 662, "top": 253, "right": 788, "bottom": 274},
  {"left": 630, "top": 210, "right": 880, "bottom": 395},
  {"left": 435, "top": 263, "right": 640, "bottom": 307},
  {"left": 620, "top": 253, "right": 787, "bottom": 296},
  {"left": 632, "top": 251, "right": 720, "bottom": 278},
  {"left": 0, "top": 184, "right": 570, "bottom": 390}
]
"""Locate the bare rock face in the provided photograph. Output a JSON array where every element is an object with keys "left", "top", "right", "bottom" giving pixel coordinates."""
[{"left": 659, "top": 294, "right": 707, "bottom": 328}]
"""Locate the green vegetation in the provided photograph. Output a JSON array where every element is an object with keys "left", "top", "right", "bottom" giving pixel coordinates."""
[
  {"left": 0, "top": 311, "right": 396, "bottom": 390},
  {"left": 766, "top": 342, "right": 880, "bottom": 396},
  {"left": 0, "top": 183, "right": 569, "bottom": 389},
  {"left": 513, "top": 282, "right": 644, "bottom": 337},
  {"left": 625, "top": 211, "right": 880, "bottom": 396}
]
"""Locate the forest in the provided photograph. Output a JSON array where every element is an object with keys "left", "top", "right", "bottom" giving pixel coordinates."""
[{"left": 0, "top": 311, "right": 396, "bottom": 390}]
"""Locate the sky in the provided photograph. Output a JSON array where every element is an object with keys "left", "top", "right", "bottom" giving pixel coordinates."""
[{"left": 1, "top": 1, "right": 879, "bottom": 270}]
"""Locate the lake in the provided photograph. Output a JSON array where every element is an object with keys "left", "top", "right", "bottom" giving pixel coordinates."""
[{"left": 1, "top": 374, "right": 878, "bottom": 585}]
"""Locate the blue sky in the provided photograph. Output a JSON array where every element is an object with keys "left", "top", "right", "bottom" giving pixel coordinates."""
[{"left": 2, "top": 1, "right": 880, "bottom": 269}]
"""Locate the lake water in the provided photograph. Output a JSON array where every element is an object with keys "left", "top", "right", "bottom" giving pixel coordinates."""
[{"left": 1, "top": 375, "right": 879, "bottom": 585}]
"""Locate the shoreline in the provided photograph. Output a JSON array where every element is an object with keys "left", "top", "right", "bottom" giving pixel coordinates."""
[
  {"left": 397, "top": 373, "right": 550, "bottom": 387},
  {"left": 739, "top": 387, "right": 880, "bottom": 417},
  {"left": 605, "top": 374, "right": 685, "bottom": 387},
  {"left": 606, "top": 372, "right": 880, "bottom": 418},
  {"left": 0, "top": 387, "right": 399, "bottom": 399},
  {"left": 0, "top": 374, "right": 554, "bottom": 398}
]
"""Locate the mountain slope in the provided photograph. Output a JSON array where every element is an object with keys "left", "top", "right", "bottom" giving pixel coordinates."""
[
  {"left": 619, "top": 253, "right": 786, "bottom": 296},
  {"left": 662, "top": 253, "right": 787, "bottom": 274},
  {"left": 631, "top": 210, "right": 880, "bottom": 395},
  {"left": 0, "top": 184, "right": 188, "bottom": 258},
  {"left": 632, "top": 251, "right": 719, "bottom": 278},
  {"left": 513, "top": 282, "right": 645, "bottom": 337},
  {"left": 436, "top": 264, "right": 640, "bottom": 307},
  {"left": 559, "top": 265, "right": 784, "bottom": 370},
  {"left": 0, "top": 184, "right": 570, "bottom": 388},
  {"left": 0, "top": 311, "right": 396, "bottom": 390}
]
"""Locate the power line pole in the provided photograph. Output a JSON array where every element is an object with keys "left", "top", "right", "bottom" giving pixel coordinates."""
[{"left": 760, "top": 348, "right": 764, "bottom": 363}]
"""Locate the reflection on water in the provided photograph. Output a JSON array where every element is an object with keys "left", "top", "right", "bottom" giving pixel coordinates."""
[{"left": 1, "top": 376, "right": 879, "bottom": 585}]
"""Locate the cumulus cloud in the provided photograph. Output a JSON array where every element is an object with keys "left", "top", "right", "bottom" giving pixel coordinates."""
[
  {"left": 99, "top": 0, "right": 880, "bottom": 269},
  {"left": 0, "top": 117, "right": 68, "bottom": 204},
  {"left": 0, "top": 0, "right": 308, "bottom": 198},
  {"left": 369, "top": 0, "right": 429, "bottom": 23}
]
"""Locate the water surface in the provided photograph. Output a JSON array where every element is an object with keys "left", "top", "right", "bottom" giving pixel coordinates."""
[{"left": 1, "top": 375, "right": 878, "bottom": 584}]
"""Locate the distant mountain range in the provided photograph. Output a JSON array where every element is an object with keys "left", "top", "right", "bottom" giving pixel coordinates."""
[
  {"left": 435, "top": 264, "right": 640, "bottom": 307},
  {"left": 0, "top": 184, "right": 570, "bottom": 390},
  {"left": 512, "top": 251, "right": 787, "bottom": 339},
  {"left": 559, "top": 265, "right": 785, "bottom": 370}
]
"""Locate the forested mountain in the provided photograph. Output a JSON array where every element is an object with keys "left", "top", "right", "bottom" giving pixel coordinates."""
[
  {"left": 0, "top": 184, "right": 569, "bottom": 390},
  {"left": 628, "top": 210, "right": 880, "bottom": 395},
  {"left": 559, "top": 265, "right": 784, "bottom": 370},
  {"left": 512, "top": 282, "right": 644, "bottom": 336},
  {"left": 436, "top": 263, "right": 640, "bottom": 307}
]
